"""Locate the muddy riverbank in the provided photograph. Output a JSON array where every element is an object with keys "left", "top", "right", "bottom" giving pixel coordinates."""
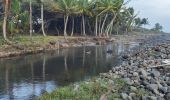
[{"left": 0, "top": 34, "right": 154, "bottom": 59}]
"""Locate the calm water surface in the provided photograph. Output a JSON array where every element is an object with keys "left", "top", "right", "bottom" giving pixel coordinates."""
[{"left": 0, "top": 42, "right": 138, "bottom": 100}]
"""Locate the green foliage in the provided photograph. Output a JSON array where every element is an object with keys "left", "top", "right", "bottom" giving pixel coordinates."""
[
  {"left": 151, "top": 23, "right": 163, "bottom": 32},
  {"left": 40, "top": 77, "right": 149, "bottom": 100}
]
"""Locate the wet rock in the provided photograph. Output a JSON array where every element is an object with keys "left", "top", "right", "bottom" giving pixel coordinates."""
[
  {"left": 59, "top": 43, "right": 69, "bottom": 48},
  {"left": 49, "top": 41, "right": 56, "bottom": 45}
]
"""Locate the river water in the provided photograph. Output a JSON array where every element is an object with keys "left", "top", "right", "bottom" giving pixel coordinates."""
[{"left": 0, "top": 41, "right": 139, "bottom": 100}]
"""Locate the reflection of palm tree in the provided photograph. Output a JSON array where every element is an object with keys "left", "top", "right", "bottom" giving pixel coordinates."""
[
  {"left": 72, "top": 48, "right": 75, "bottom": 64},
  {"left": 95, "top": 46, "right": 98, "bottom": 66},
  {"left": 64, "top": 55, "right": 68, "bottom": 72},
  {"left": 5, "top": 65, "right": 9, "bottom": 97},
  {"left": 42, "top": 56, "right": 46, "bottom": 91},
  {"left": 82, "top": 46, "right": 86, "bottom": 67},
  {"left": 30, "top": 62, "right": 35, "bottom": 96}
]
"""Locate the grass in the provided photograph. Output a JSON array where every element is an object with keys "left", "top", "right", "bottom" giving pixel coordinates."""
[
  {"left": 39, "top": 77, "right": 150, "bottom": 100},
  {"left": 0, "top": 35, "right": 82, "bottom": 52}
]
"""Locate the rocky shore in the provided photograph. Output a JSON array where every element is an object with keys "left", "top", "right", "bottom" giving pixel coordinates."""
[{"left": 101, "top": 34, "right": 170, "bottom": 100}]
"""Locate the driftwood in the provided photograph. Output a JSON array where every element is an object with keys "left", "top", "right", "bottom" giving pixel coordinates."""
[{"left": 148, "top": 64, "right": 170, "bottom": 69}]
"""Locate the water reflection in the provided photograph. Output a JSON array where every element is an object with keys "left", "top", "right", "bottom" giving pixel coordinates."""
[{"left": 0, "top": 43, "right": 136, "bottom": 99}]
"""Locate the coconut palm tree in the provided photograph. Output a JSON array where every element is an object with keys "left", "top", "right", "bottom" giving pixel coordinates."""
[
  {"left": 51, "top": 0, "right": 78, "bottom": 39},
  {"left": 2, "top": 0, "right": 10, "bottom": 41},
  {"left": 77, "top": 0, "right": 93, "bottom": 36},
  {"left": 29, "top": 0, "right": 33, "bottom": 40},
  {"left": 97, "top": 0, "right": 124, "bottom": 37},
  {"left": 41, "top": 0, "right": 46, "bottom": 36}
]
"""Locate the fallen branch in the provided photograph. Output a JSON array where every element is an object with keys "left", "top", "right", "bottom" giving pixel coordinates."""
[{"left": 148, "top": 63, "right": 170, "bottom": 69}]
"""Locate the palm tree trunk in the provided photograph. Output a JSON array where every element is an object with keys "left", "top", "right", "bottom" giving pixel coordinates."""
[
  {"left": 106, "top": 13, "right": 117, "bottom": 37},
  {"left": 98, "top": 16, "right": 101, "bottom": 37},
  {"left": 30, "top": 0, "right": 33, "bottom": 40},
  {"left": 71, "top": 17, "right": 74, "bottom": 36},
  {"left": 64, "top": 15, "right": 68, "bottom": 39},
  {"left": 82, "top": 15, "right": 86, "bottom": 36},
  {"left": 95, "top": 16, "right": 98, "bottom": 37},
  {"left": 41, "top": 1, "right": 46, "bottom": 37},
  {"left": 101, "top": 14, "right": 108, "bottom": 36},
  {"left": 3, "top": 0, "right": 9, "bottom": 41}
]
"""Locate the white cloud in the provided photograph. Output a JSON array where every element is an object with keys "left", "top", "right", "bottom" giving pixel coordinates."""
[{"left": 128, "top": 0, "right": 170, "bottom": 32}]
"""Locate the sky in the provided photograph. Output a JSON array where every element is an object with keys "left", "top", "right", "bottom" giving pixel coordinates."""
[{"left": 128, "top": 0, "right": 170, "bottom": 33}]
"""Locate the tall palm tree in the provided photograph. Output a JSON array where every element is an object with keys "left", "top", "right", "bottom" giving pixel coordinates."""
[
  {"left": 51, "top": 0, "right": 78, "bottom": 39},
  {"left": 29, "top": 0, "right": 33, "bottom": 40},
  {"left": 2, "top": 0, "right": 10, "bottom": 41},
  {"left": 97, "top": 0, "right": 124, "bottom": 37},
  {"left": 77, "top": 0, "right": 93, "bottom": 36},
  {"left": 41, "top": 0, "right": 46, "bottom": 36}
]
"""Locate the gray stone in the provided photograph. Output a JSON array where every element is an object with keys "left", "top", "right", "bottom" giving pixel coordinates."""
[
  {"left": 157, "top": 96, "right": 165, "bottom": 100},
  {"left": 141, "top": 96, "right": 149, "bottom": 100},
  {"left": 129, "top": 93, "right": 136, "bottom": 99},
  {"left": 150, "top": 78, "right": 157, "bottom": 84},
  {"left": 151, "top": 70, "right": 160, "bottom": 77},
  {"left": 121, "top": 93, "right": 128, "bottom": 99},
  {"left": 130, "top": 86, "right": 137, "bottom": 92},
  {"left": 124, "top": 78, "right": 133, "bottom": 85},
  {"left": 166, "top": 81, "right": 170, "bottom": 86},
  {"left": 165, "top": 77, "right": 169, "bottom": 81},
  {"left": 159, "top": 87, "right": 167, "bottom": 94},
  {"left": 148, "top": 96, "right": 157, "bottom": 100},
  {"left": 133, "top": 72, "right": 139, "bottom": 77},
  {"left": 161, "top": 53, "right": 167, "bottom": 59},
  {"left": 141, "top": 80, "right": 150, "bottom": 86},
  {"left": 139, "top": 68, "right": 148, "bottom": 78},
  {"left": 167, "top": 86, "right": 170, "bottom": 93},
  {"left": 164, "top": 93, "right": 170, "bottom": 100},
  {"left": 146, "top": 84, "right": 158, "bottom": 92}
]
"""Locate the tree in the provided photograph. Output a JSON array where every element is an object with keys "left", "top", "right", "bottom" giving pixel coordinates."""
[
  {"left": 41, "top": 0, "right": 46, "bottom": 36},
  {"left": 141, "top": 18, "right": 149, "bottom": 27},
  {"left": 152, "top": 23, "right": 163, "bottom": 32},
  {"left": 134, "top": 17, "right": 141, "bottom": 28},
  {"left": 77, "top": 0, "right": 92, "bottom": 36},
  {"left": 51, "top": 0, "right": 78, "bottom": 39},
  {"left": 29, "top": 0, "right": 33, "bottom": 40},
  {"left": 2, "top": 0, "right": 10, "bottom": 41}
]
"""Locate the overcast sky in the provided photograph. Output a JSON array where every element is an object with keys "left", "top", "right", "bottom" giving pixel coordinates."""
[{"left": 128, "top": 0, "right": 170, "bottom": 33}]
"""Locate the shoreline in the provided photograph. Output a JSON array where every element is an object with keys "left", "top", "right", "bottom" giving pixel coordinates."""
[
  {"left": 0, "top": 36, "right": 116, "bottom": 59},
  {"left": 40, "top": 33, "right": 170, "bottom": 99},
  {"left": 0, "top": 34, "right": 155, "bottom": 59}
]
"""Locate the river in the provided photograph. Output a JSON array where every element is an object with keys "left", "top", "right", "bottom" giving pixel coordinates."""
[{"left": 0, "top": 41, "right": 139, "bottom": 100}]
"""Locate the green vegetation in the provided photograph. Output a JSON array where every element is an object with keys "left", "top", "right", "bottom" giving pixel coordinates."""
[
  {"left": 1, "top": 0, "right": 150, "bottom": 41},
  {"left": 40, "top": 77, "right": 150, "bottom": 100}
]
